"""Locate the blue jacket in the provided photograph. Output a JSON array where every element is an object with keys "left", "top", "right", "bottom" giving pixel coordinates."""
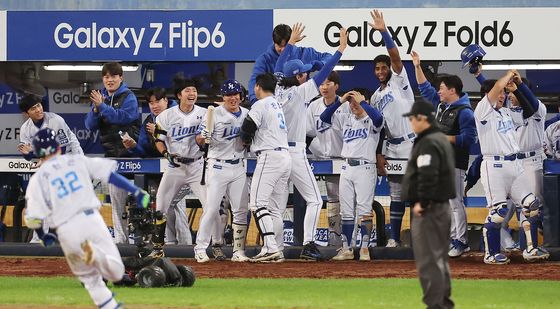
[
  {"left": 128, "top": 100, "right": 178, "bottom": 157},
  {"left": 85, "top": 82, "right": 139, "bottom": 130},
  {"left": 248, "top": 43, "right": 331, "bottom": 104},
  {"left": 418, "top": 81, "right": 477, "bottom": 149}
]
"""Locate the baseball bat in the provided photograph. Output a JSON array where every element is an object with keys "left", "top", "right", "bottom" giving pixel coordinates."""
[{"left": 200, "top": 106, "right": 215, "bottom": 185}]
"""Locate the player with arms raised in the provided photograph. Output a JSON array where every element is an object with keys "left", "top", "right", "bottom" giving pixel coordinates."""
[{"left": 369, "top": 9, "right": 415, "bottom": 247}]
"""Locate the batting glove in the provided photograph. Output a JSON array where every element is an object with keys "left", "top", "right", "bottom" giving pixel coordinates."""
[
  {"left": 134, "top": 189, "right": 150, "bottom": 209},
  {"left": 41, "top": 233, "right": 58, "bottom": 248},
  {"left": 200, "top": 129, "right": 212, "bottom": 141},
  {"left": 162, "top": 150, "right": 180, "bottom": 167}
]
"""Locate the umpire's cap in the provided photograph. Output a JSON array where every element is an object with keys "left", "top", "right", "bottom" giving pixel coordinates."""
[
  {"left": 221, "top": 79, "right": 243, "bottom": 96},
  {"left": 32, "top": 128, "right": 60, "bottom": 158},
  {"left": 460, "top": 44, "right": 486, "bottom": 68},
  {"left": 402, "top": 99, "right": 436, "bottom": 121},
  {"left": 283, "top": 59, "right": 313, "bottom": 77}
]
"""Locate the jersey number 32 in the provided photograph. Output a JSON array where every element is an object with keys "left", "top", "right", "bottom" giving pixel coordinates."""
[{"left": 51, "top": 171, "right": 84, "bottom": 199}]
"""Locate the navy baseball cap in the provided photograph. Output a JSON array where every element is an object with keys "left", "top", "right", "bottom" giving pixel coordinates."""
[
  {"left": 282, "top": 59, "right": 313, "bottom": 78},
  {"left": 402, "top": 99, "right": 436, "bottom": 120}
]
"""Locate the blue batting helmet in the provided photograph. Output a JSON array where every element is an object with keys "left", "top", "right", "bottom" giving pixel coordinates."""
[
  {"left": 221, "top": 79, "right": 243, "bottom": 96},
  {"left": 32, "top": 128, "right": 60, "bottom": 158},
  {"left": 283, "top": 59, "right": 313, "bottom": 78},
  {"left": 460, "top": 44, "right": 486, "bottom": 68}
]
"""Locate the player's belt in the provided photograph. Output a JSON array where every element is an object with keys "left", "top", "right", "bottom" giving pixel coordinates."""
[
  {"left": 255, "top": 147, "right": 286, "bottom": 156},
  {"left": 346, "top": 158, "right": 372, "bottom": 166},
  {"left": 215, "top": 158, "right": 241, "bottom": 164},
  {"left": 516, "top": 151, "right": 537, "bottom": 159},
  {"left": 488, "top": 154, "right": 517, "bottom": 161},
  {"left": 288, "top": 141, "right": 306, "bottom": 147},
  {"left": 387, "top": 133, "right": 416, "bottom": 145},
  {"left": 176, "top": 156, "right": 202, "bottom": 164}
]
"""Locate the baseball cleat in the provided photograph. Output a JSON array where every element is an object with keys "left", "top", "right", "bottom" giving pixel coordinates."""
[
  {"left": 332, "top": 248, "right": 354, "bottom": 261},
  {"left": 195, "top": 251, "right": 211, "bottom": 263},
  {"left": 448, "top": 240, "right": 471, "bottom": 258},
  {"left": 231, "top": 251, "right": 250, "bottom": 262},
  {"left": 359, "top": 247, "right": 371, "bottom": 261},
  {"left": 212, "top": 245, "right": 227, "bottom": 261},
  {"left": 81, "top": 240, "right": 95, "bottom": 265},
  {"left": 260, "top": 252, "right": 285, "bottom": 263},
  {"left": 300, "top": 242, "right": 324, "bottom": 261},
  {"left": 249, "top": 251, "right": 282, "bottom": 263},
  {"left": 523, "top": 247, "right": 550, "bottom": 262},
  {"left": 386, "top": 239, "right": 400, "bottom": 248},
  {"left": 503, "top": 242, "right": 521, "bottom": 253},
  {"left": 484, "top": 253, "right": 510, "bottom": 265},
  {"left": 147, "top": 248, "right": 165, "bottom": 259}
]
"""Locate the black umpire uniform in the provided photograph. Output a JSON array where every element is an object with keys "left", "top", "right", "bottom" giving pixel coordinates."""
[{"left": 401, "top": 99, "right": 456, "bottom": 309}]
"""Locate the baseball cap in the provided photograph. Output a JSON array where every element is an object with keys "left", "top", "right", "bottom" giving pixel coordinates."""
[
  {"left": 282, "top": 59, "right": 313, "bottom": 78},
  {"left": 402, "top": 99, "right": 436, "bottom": 119}
]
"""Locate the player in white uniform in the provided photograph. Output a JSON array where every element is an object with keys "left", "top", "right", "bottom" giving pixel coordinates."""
[
  {"left": 474, "top": 70, "right": 548, "bottom": 264},
  {"left": 544, "top": 120, "right": 560, "bottom": 159},
  {"left": 307, "top": 71, "right": 351, "bottom": 248},
  {"left": 503, "top": 76, "right": 548, "bottom": 256},
  {"left": 271, "top": 24, "right": 348, "bottom": 260},
  {"left": 150, "top": 79, "right": 223, "bottom": 259},
  {"left": 18, "top": 94, "right": 83, "bottom": 243},
  {"left": 18, "top": 94, "right": 83, "bottom": 158},
  {"left": 321, "top": 91, "right": 384, "bottom": 261},
  {"left": 194, "top": 80, "right": 250, "bottom": 263},
  {"left": 25, "top": 128, "right": 149, "bottom": 309},
  {"left": 240, "top": 72, "right": 292, "bottom": 263},
  {"left": 368, "top": 10, "right": 415, "bottom": 247}
]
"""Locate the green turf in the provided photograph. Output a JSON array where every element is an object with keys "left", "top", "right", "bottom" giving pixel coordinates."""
[{"left": 0, "top": 276, "right": 558, "bottom": 308}]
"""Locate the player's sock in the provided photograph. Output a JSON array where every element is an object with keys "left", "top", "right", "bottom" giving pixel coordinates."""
[
  {"left": 389, "top": 201, "right": 405, "bottom": 242},
  {"left": 360, "top": 219, "right": 373, "bottom": 248},
  {"left": 153, "top": 219, "right": 166, "bottom": 250},
  {"left": 232, "top": 223, "right": 248, "bottom": 254},
  {"left": 530, "top": 220, "right": 539, "bottom": 248},
  {"left": 342, "top": 220, "right": 354, "bottom": 248},
  {"left": 483, "top": 223, "right": 501, "bottom": 256}
]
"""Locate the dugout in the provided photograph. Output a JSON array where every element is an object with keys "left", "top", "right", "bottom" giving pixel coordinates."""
[{"left": 1, "top": 6, "right": 560, "bottom": 254}]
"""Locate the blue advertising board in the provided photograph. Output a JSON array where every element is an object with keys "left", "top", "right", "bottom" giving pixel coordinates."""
[{"left": 7, "top": 10, "right": 272, "bottom": 61}]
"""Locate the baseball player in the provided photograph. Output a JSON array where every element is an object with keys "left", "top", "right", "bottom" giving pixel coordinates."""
[
  {"left": 411, "top": 51, "right": 478, "bottom": 258},
  {"left": 18, "top": 94, "right": 83, "bottom": 159},
  {"left": 18, "top": 94, "right": 83, "bottom": 243},
  {"left": 194, "top": 79, "right": 250, "bottom": 263},
  {"left": 271, "top": 23, "right": 348, "bottom": 260},
  {"left": 85, "top": 62, "right": 141, "bottom": 245},
  {"left": 306, "top": 71, "right": 351, "bottom": 248},
  {"left": 321, "top": 90, "right": 384, "bottom": 261},
  {"left": 240, "top": 72, "right": 291, "bottom": 263},
  {"left": 470, "top": 63, "right": 549, "bottom": 259},
  {"left": 248, "top": 24, "right": 331, "bottom": 104},
  {"left": 369, "top": 10, "right": 415, "bottom": 247},
  {"left": 545, "top": 119, "right": 560, "bottom": 159},
  {"left": 150, "top": 78, "right": 223, "bottom": 260},
  {"left": 25, "top": 128, "right": 149, "bottom": 309},
  {"left": 474, "top": 70, "right": 548, "bottom": 264}
]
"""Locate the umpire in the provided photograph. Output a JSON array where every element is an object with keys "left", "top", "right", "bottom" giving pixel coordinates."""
[{"left": 402, "top": 99, "right": 455, "bottom": 309}]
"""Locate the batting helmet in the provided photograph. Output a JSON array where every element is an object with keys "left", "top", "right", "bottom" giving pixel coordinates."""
[
  {"left": 460, "top": 44, "right": 486, "bottom": 68},
  {"left": 283, "top": 59, "right": 313, "bottom": 77},
  {"left": 221, "top": 79, "right": 243, "bottom": 96},
  {"left": 32, "top": 128, "right": 59, "bottom": 158}
]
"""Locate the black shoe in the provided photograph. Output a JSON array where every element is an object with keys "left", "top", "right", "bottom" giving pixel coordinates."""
[{"left": 300, "top": 242, "right": 324, "bottom": 261}]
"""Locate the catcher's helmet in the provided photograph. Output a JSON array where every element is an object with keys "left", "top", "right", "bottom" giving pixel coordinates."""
[
  {"left": 221, "top": 79, "right": 243, "bottom": 96},
  {"left": 460, "top": 44, "right": 486, "bottom": 68},
  {"left": 32, "top": 128, "right": 59, "bottom": 158}
]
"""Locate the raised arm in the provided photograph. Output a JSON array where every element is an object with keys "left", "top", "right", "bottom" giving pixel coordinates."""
[
  {"left": 369, "top": 9, "right": 403, "bottom": 74},
  {"left": 274, "top": 23, "right": 305, "bottom": 73},
  {"left": 311, "top": 28, "right": 347, "bottom": 86},
  {"left": 487, "top": 70, "right": 516, "bottom": 106},
  {"left": 411, "top": 50, "right": 439, "bottom": 106}
]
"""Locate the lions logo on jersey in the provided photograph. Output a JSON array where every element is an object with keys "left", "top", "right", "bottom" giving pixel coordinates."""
[
  {"left": 343, "top": 128, "right": 369, "bottom": 142},
  {"left": 222, "top": 126, "right": 241, "bottom": 140},
  {"left": 171, "top": 124, "right": 199, "bottom": 140},
  {"left": 374, "top": 92, "right": 395, "bottom": 112}
]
